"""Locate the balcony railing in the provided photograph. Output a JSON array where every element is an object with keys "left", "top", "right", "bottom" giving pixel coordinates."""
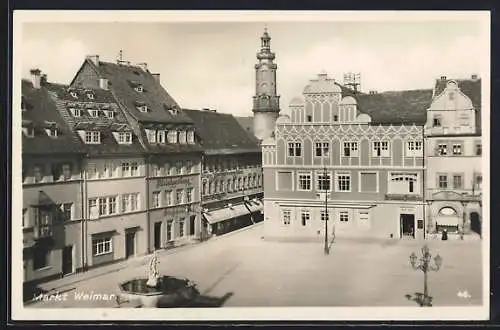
[
  {"left": 253, "top": 96, "right": 280, "bottom": 110},
  {"left": 385, "top": 194, "right": 423, "bottom": 201}
]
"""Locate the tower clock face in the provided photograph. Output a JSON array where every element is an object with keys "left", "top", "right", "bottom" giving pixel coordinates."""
[{"left": 260, "top": 82, "right": 268, "bottom": 93}]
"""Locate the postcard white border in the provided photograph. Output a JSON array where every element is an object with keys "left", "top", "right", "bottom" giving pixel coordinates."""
[{"left": 11, "top": 10, "right": 491, "bottom": 321}]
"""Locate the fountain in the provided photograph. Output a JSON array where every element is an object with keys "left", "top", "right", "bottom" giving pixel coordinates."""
[{"left": 118, "top": 251, "right": 200, "bottom": 307}]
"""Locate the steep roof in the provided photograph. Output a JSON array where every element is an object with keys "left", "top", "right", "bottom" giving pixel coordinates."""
[
  {"left": 234, "top": 116, "right": 254, "bottom": 134},
  {"left": 354, "top": 89, "right": 433, "bottom": 125},
  {"left": 183, "top": 110, "right": 260, "bottom": 154},
  {"left": 434, "top": 78, "right": 481, "bottom": 132},
  {"left": 46, "top": 83, "right": 147, "bottom": 156},
  {"left": 21, "top": 79, "right": 84, "bottom": 155},
  {"left": 75, "top": 59, "right": 193, "bottom": 124}
]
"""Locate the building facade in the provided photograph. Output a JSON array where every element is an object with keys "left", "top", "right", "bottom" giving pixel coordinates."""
[
  {"left": 252, "top": 29, "right": 281, "bottom": 141},
  {"left": 262, "top": 73, "right": 432, "bottom": 241},
  {"left": 22, "top": 71, "right": 85, "bottom": 295},
  {"left": 424, "top": 76, "right": 482, "bottom": 237},
  {"left": 184, "top": 109, "right": 264, "bottom": 237},
  {"left": 70, "top": 56, "right": 204, "bottom": 252}
]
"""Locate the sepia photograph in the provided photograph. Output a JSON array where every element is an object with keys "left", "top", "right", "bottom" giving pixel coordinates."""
[{"left": 11, "top": 10, "right": 490, "bottom": 321}]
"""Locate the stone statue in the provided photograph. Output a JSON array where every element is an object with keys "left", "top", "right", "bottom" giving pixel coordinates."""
[{"left": 146, "top": 251, "right": 160, "bottom": 288}]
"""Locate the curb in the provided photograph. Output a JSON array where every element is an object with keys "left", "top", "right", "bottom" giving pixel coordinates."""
[{"left": 36, "top": 222, "right": 264, "bottom": 294}]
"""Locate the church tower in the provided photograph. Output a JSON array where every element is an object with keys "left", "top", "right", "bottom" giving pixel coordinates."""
[{"left": 252, "top": 28, "right": 280, "bottom": 141}]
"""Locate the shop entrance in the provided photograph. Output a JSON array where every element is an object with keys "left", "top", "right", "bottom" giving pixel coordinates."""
[{"left": 400, "top": 214, "right": 415, "bottom": 238}]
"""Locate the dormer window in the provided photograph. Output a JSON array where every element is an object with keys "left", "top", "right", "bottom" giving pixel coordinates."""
[
  {"left": 433, "top": 115, "right": 442, "bottom": 127},
  {"left": 23, "top": 126, "right": 35, "bottom": 137},
  {"left": 104, "top": 110, "right": 114, "bottom": 119},
  {"left": 168, "top": 108, "right": 178, "bottom": 116},
  {"left": 137, "top": 105, "right": 148, "bottom": 113},
  {"left": 89, "top": 109, "right": 99, "bottom": 118},
  {"left": 84, "top": 131, "right": 101, "bottom": 144},
  {"left": 70, "top": 108, "right": 82, "bottom": 117},
  {"left": 45, "top": 127, "right": 58, "bottom": 137},
  {"left": 70, "top": 91, "right": 78, "bottom": 99},
  {"left": 117, "top": 132, "right": 132, "bottom": 144},
  {"left": 135, "top": 85, "right": 144, "bottom": 93},
  {"left": 87, "top": 92, "right": 94, "bottom": 100}
]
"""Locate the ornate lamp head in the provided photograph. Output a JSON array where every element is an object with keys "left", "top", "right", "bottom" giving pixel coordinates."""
[{"left": 434, "top": 254, "right": 443, "bottom": 270}]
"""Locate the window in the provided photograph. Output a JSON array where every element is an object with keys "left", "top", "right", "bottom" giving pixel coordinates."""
[
  {"left": 104, "top": 110, "right": 114, "bottom": 119},
  {"left": 169, "top": 164, "right": 177, "bottom": 176},
  {"left": 22, "top": 125, "right": 35, "bottom": 137},
  {"left": 152, "top": 191, "right": 161, "bottom": 208},
  {"left": 146, "top": 129, "right": 156, "bottom": 143},
  {"left": 70, "top": 91, "right": 78, "bottom": 99},
  {"left": 316, "top": 172, "right": 331, "bottom": 191},
  {"left": 336, "top": 172, "right": 351, "bottom": 192},
  {"left": 166, "top": 220, "right": 173, "bottom": 241},
  {"left": 282, "top": 209, "right": 291, "bottom": 225},
  {"left": 320, "top": 210, "right": 329, "bottom": 221},
  {"left": 157, "top": 130, "right": 166, "bottom": 144},
  {"left": 186, "top": 188, "right": 193, "bottom": 203},
  {"left": 315, "top": 142, "right": 330, "bottom": 157},
  {"left": 333, "top": 115, "right": 338, "bottom": 122},
  {"left": 101, "top": 163, "right": 112, "bottom": 178},
  {"left": 406, "top": 141, "right": 423, "bottom": 156},
  {"left": 437, "top": 143, "right": 448, "bottom": 156},
  {"left": 86, "top": 92, "right": 94, "bottom": 100},
  {"left": 164, "top": 190, "right": 172, "bottom": 206},
  {"left": 135, "top": 85, "right": 144, "bottom": 93},
  {"left": 389, "top": 173, "right": 418, "bottom": 194},
  {"left": 62, "top": 203, "right": 72, "bottom": 221},
  {"left": 187, "top": 131, "right": 195, "bottom": 144},
  {"left": 226, "top": 180, "right": 231, "bottom": 193},
  {"left": 372, "top": 141, "right": 389, "bottom": 157},
  {"left": 301, "top": 210, "right": 310, "bottom": 226},
  {"left": 70, "top": 108, "right": 81, "bottom": 117},
  {"left": 85, "top": 131, "right": 101, "bottom": 144},
  {"left": 343, "top": 142, "right": 358, "bottom": 157},
  {"left": 452, "top": 144, "right": 462, "bottom": 155},
  {"left": 179, "top": 218, "right": 185, "bottom": 237},
  {"left": 475, "top": 174, "right": 483, "bottom": 189},
  {"left": 476, "top": 142, "right": 482, "bottom": 156},
  {"left": 130, "top": 193, "right": 139, "bottom": 211},
  {"left": 33, "top": 246, "right": 50, "bottom": 270},
  {"left": 34, "top": 165, "right": 43, "bottom": 183},
  {"left": 339, "top": 211, "right": 349, "bottom": 222},
  {"left": 152, "top": 164, "right": 161, "bottom": 177},
  {"left": 121, "top": 162, "right": 130, "bottom": 177},
  {"left": 46, "top": 127, "right": 58, "bottom": 137},
  {"left": 306, "top": 115, "right": 312, "bottom": 122},
  {"left": 433, "top": 115, "right": 442, "bottom": 127},
  {"left": 288, "top": 142, "right": 302, "bottom": 157},
  {"left": 88, "top": 198, "right": 98, "bottom": 219},
  {"left": 62, "top": 164, "right": 72, "bottom": 180},
  {"left": 99, "top": 197, "right": 107, "bottom": 216},
  {"left": 438, "top": 175, "right": 448, "bottom": 189},
  {"left": 453, "top": 175, "right": 463, "bottom": 189},
  {"left": 178, "top": 131, "right": 187, "bottom": 144},
  {"left": 176, "top": 189, "right": 183, "bottom": 204},
  {"left": 89, "top": 109, "right": 99, "bottom": 118},
  {"left": 118, "top": 132, "right": 132, "bottom": 144},
  {"left": 298, "top": 173, "right": 312, "bottom": 191},
  {"left": 108, "top": 196, "right": 117, "bottom": 214},
  {"left": 130, "top": 162, "right": 139, "bottom": 176},
  {"left": 167, "top": 130, "right": 178, "bottom": 144},
  {"left": 51, "top": 164, "right": 62, "bottom": 181},
  {"left": 121, "top": 194, "right": 130, "bottom": 213},
  {"left": 92, "top": 237, "right": 112, "bottom": 256},
  {"left": 139, "top": 105, "right": 148, "bottom": 113}
]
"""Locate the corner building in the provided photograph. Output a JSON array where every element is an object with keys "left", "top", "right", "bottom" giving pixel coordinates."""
[{"left": 262, "top": 73, "right": 432, "bottom": 240}]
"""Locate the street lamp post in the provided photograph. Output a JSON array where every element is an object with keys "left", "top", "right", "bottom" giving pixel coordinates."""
[{"left": 409, "top": 245, "right": 443, "bottom": 307}]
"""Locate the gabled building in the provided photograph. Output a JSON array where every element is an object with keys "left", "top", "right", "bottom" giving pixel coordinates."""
[
  {"left": 22, "top": 70, "right": 85, "bottom": 292},
  {"left": 262, "top": 72, "right": 432, "bottom": 241},
  {"left": 183, "top": 109, "right": 264, "bottom": 237},
  {"left": 70, "top": 55, "right": 204, "bottom": 252},
  {"left": 424, "top": 75, "right": 482, "bottom": 237}
]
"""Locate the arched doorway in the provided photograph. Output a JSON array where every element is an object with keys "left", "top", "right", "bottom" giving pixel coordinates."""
[
  {"left": 436, "top": 206, "right": 460, "bottom": 233},
  {"left": 470, "top": 212, "right": 481, "bottom": 235}
]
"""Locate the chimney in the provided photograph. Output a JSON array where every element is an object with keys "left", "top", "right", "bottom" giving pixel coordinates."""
[
  {"left": 30, "top": 68, "right": 41, "bottom": 89},
  {"left": 86, "top": 55, "right": 100, "bottom": 66},
  {"left": 471, "top": 74, "right": 478, "bottom": 80},
  {"left": 440, "top": 75, "right": 447, "bottom": 81},
  {"left": 40, "top": 74, "right": 47, "bottom": 86},
  {"left": 152, "top": 73, "right": 160, "bottom": 83},
  {"left": 99, "top": 78, "right": 109, "bottom": 90},
  {"left": 137, "top": 62, "right": 148, "bottom": 71}
]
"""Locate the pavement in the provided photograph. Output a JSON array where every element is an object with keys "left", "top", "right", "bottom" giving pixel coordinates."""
[{"left": 25, "top": 222, "right": 484, "bottom": 308}]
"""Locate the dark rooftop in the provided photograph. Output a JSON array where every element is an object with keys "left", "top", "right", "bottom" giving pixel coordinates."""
[
  {"left": 183, "top": 109, "right": 260, "bottom": 154},
  {"left": 21, "top": 79, "right": 84, "bottom": 155}
]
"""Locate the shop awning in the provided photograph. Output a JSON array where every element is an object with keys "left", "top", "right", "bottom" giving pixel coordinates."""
[
  {"left": 203, "top": 204, "right": 250, "bottom": 225},
  {"left": 436, "top": 216, "right": 460, "bottom": 227}
]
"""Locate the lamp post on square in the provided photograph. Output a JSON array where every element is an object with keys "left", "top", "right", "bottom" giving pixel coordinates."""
[
  {"left": 408, "top": 245, "right": 443, "bottom": 307},
  {"left": 317, "top": 167, "right": 331, "bottom": 255}
]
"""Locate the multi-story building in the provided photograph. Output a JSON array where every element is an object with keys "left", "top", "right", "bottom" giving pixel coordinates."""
[
  {"left": 48, "top": 77, "right": 148, "bottom": 268},
  {"left": 424, "top": 75, "right": 482, "bottom": 237},
  {"left": 183, "top": 109, "right": 264, "bottom": 237},
  {"left": 70, "top": 55, "right": 203, "bottom": 252},
  {"left": 262, "top": 72, "right": 433, "bottom": 240},
  {"left": 22, "top": 70, "right": 85, "bottom": 295}
]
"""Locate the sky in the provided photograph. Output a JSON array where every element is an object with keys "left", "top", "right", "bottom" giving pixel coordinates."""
[{"left": 20, "top": 18, "right": 485, "bottom": 117}]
